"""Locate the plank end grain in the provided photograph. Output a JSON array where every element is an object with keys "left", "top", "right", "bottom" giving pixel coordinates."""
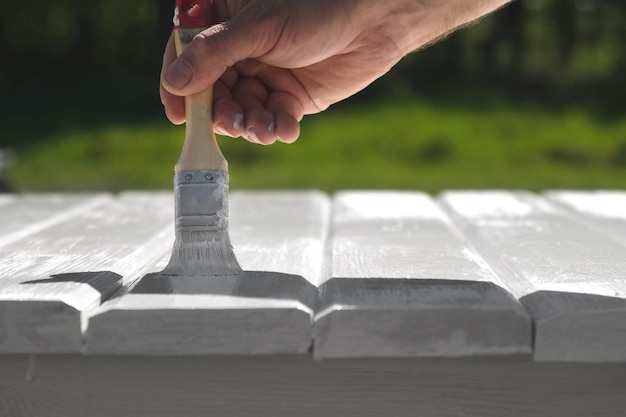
[
  {"left": 314, "top": 191, "right": 531, "bottom": 359},
  {"left": 86, "top": 271, "right": 316, "bottom": 355},
  {"left": 314, "top": 279, "right": 531, "bottom": 359}
]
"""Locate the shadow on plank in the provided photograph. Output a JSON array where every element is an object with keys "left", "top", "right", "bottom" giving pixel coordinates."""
[{"left": 131, "top": 271, "right": 317, "bottom": 310}]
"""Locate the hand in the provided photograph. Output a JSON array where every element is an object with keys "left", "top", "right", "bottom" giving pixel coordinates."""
[{"left": 160, "top": 0, "right": 510, "bottom": 145}]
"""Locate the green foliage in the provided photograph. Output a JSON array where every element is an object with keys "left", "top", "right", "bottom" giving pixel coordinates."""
[
  {"left": 1, "top": 0, "right": 625, "bottom": 92},
  {"left": 1, "top": 1, "right": 624, "bottom": 193},
  {"left": 7, "top": 99, "right": 626, "bottom": 193}
]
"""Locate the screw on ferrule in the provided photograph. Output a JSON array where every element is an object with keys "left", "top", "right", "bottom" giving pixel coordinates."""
[{"left": 174, "top": 170, "right": 229, "bottom": 231}]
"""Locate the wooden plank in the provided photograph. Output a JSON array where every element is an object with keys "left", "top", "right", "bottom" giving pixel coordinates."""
[
  {"left": 0, "top": 193, "right": 110, "bottom": 248},
  {"left": 0, "top": 192, "right": 174, "bottom": 353},
  {"left": 3, "top": 354, "right": 626, "bottom": 417},
  {"left": 0, "top": 194, "right": 16, "bottom": 207},
  {"left": 439, "top": 191, "right": 626, "bottom": 362},
  {"left": 85, "top": 191, "right": 330, "bottom": 355},
  {"left": 545, "top": 190, "right": 626, "bottom": 247},
  {"left": 313, "top": 191, "right": 531, "bottom": 359}
]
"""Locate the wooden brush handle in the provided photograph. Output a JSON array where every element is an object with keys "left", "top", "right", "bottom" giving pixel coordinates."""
[{"left": 174, "top": 28, "right": 227, "bottom": 172}]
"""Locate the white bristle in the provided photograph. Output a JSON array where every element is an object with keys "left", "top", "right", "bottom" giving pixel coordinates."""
[
  {"left": 162, "top": 169, "right": 242, "bottom": 277},
  {"left": 163, "top": 230, "right": 242, "bottom": 276}
]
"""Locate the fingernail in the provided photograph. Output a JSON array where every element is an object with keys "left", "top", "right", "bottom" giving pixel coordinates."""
[
  {"left": 165, "top": 60, "right": 193, "bottom": 89},
  {"left": 246, "top": 128, "right": 261, "bottom": 144},
  {"left": 214, "top": 123, "right": 227, "bottom": 136},
  {"left": 267, "top": 122, "right": 277, "bottom": 144}
]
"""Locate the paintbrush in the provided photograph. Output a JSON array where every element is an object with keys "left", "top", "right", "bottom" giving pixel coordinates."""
[{"left": 162, "top": 0, "right": 242, "bottom": 277}]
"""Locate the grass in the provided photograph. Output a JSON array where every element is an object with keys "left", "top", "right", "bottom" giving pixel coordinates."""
[{"left": 5, "top": 98, "right": 626, "bottom": 193}]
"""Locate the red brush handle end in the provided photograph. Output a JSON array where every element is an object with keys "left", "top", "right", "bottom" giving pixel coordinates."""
[{"left": 174, "top": 0, "right": 212, "bottom": 29}]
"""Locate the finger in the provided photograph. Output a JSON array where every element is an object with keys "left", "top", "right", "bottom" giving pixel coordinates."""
[
  {"left": 273, "top": 112, "right": 300, "bottom": 144},
  {"left": 160, "top": 34, "right": 186, "bottom": 124},
  {"left": 265, "top": 92, "right": 303, "bottom": 143},
  {"left": 236, "top": 61, "right": 315, "bottom": 113},
  {"left": 162, "top": 14, "right": 279, "bottom": 97},
  {"left": 162, "top": 92, "right": 186, "bottom": 125},
  {"left": 212, "top": 80, "right": 245, "bottom": 138},
  {"left": 233, "top": 78, "right": 276, "bottom": 145}
]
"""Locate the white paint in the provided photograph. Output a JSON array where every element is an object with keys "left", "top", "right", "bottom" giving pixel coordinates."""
[
  {"left": 333, "top": 191, "right": 447, "bottom": 222},
  {"left": 0, "top": 193, "right": 174, "bottom": 353},
  {"left": 545, "top": 190, "right": 626, "bottom": 249},
  {"left": 86, "top": 191, "right": 329, "bottom": 355},
  {"left": 547, "top": 190, "right": 626, "bottom": 220},
  {"left": 173, "top": 6, "right": 180, "bottom": 27},
  {"left": 443, "top": 190, "right": 559, "bottom": 219},
  {"left": 1, "top": 190, "right": 624, "bottom": 363},
  {"left": 314, "top": 191, "right": 531, "bottom": 359},
  {"left": 233, "top": 113, "right": 244, "bottom": 130},
  {"left": 230, "top": 191, "right": 331, "bottom": 285},
  {"left": 0, "top": 194, "right": 111, "bottom": 249},
  {"left": 440, "top": 190, "right": 626, "bottom": 362}
]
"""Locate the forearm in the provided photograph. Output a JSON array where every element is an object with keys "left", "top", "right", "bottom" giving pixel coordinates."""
[{"left": 371, "top": 0, "right": 513, "bottom": 56}]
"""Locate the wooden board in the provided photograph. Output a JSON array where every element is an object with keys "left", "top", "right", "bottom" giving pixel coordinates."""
[
  {"left": 313, "top": 191, "right": 531, "bottom": 359},
  {"left": 439, "top": 191, "right": 626, "bottom": 362},
  {"left": 0, "top": 193, "right": 109, "bottom": 249},
  {"left": 545, "top": 190, "right": 626, "bottom": 247},
  {"left": 2, "top": 354, "right": 626, "bottom": 417},
  {"left": 0, "top": 194, "right": 16, "bottom": 207},
  {"left": 0, "top": 193, "right": 174, "bottom": 353},
  {"left": 85, "top": 191, "right": 330, "bottom": 355}
]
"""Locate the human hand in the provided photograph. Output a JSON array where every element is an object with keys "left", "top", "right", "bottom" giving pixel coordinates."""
[{"left": 160, "top": 0, "right": 510, "bottom": 145}]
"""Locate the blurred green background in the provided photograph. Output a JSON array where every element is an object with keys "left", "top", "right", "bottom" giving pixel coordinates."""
[{"left": 0, "top": 0, "right": 625, "bottom": 193}]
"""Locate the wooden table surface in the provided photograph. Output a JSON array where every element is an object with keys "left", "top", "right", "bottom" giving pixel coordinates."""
[{"left": 1, "top": 190, "right": 625, "bottom": 417}]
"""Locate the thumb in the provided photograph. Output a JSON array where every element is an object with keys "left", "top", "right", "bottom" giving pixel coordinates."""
[{"left": 162, "top": 17, "right": 277, "bottom": 97}]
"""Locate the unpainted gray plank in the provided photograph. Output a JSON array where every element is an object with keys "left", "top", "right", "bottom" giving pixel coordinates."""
[
  {"left": 0, "top": 192, "right": 174, "bottom": 353},
  {"left": 86, "top": 191, "right": 330, "bottom": 355},
  {"left": 3, "top": 354, "right": 626, "bottom": 417},
  {"left": 545, "top": 190, "right": 626, "bottom": 248},
  {"left": 314, "top": 191, "right": 530, "bottom": 359},
  {"left": 0, "top": 193, "right": 110, "bottom": 248},
  {"left": 439, "top": 191, "right": 626, "bottom": 362}
]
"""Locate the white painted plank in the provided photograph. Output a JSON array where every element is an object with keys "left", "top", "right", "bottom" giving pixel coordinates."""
[
  {"left": 439, "top": 191, "right": 626, "bottom": 362},
  {"left": 314, "top": 191, "right": 531, "bottom": 359},
  {"left": 0, "top": 193, "right": 110, "bottom": 248},
  {"left": 545, "top": 190, "right": 626, "bottom": 247},
  {"left": 0, "top": 193, "right": 16, "bottom": 207},
  {"left": 86, "top": 191, "right": 330, "bottom": 355},
  {"left": 0, "top": 192, "right": 174, "bottom": 353}
]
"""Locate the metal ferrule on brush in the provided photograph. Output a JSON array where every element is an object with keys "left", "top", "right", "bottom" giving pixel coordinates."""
[
  {"left": 163, "top": 168, "right": 242, "bottom": 277},
  {"left": 174, "top": 169, "right": 229, "bottom": 233}
]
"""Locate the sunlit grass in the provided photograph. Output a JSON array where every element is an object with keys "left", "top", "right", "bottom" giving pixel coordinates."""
[{"left": 8, "top": 99, "right": 626, "bottom": 193}]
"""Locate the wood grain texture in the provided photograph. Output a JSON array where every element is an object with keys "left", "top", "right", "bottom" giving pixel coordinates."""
[
  {"left": 229, "top": 191, "right": 330, "bottom": 286},
  {"left": 545, "top": 190, "right": 626, "bottom": 247},
  {"left": 2, "top": 354, "right": 626, "bottom": 417},
  {"left": 0, "top": 194, "right": 16, "bottom": 207},
  {"left": 85, "top": 191, "right": 330, "bottom": 355},
  {"left": 314, "top": 191, "right": 531, "bottom": 359},
  {"left": 0, "top": 193, "right": 110, "bottom": 249},
  {"left": 439, "top": 191, "right": 626, "bottom": 362},
  {"left": 0, "top": 193, "right": 174, "bottom": 353}
]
